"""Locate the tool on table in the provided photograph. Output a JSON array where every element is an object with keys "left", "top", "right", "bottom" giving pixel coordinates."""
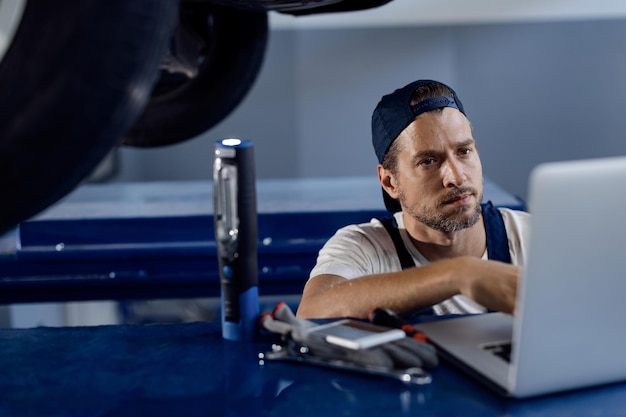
[{"left": 369, "top": 308, "right": 428, "bottom": 342}]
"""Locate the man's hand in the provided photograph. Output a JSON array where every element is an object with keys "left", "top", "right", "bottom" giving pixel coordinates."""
[{"left": 457, "top": 257, "right": 520, "bottom": 314}]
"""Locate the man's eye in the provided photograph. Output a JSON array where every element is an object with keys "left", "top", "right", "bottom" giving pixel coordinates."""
[
  {"left": 419, "top": 158, "right": 436, "bottom": 166},
  {"left": 459, "top": 148, "right": 472, "bottom": 156}
]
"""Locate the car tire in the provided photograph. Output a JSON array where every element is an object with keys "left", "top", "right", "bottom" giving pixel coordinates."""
[
  {"left": 0, "top": 0, "right": 178, "bottom": 234},
  {"left": 122, "top": 4, "right": 268, "bottom": 147}
]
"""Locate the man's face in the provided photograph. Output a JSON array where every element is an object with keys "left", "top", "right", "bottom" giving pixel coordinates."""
[{"left": 391, "top": 107, "right": 483, "bottom": 233}]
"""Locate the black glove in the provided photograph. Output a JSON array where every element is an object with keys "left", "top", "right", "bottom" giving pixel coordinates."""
[{"left": 260, "top": 302, "right": 438, "bottom": 382}]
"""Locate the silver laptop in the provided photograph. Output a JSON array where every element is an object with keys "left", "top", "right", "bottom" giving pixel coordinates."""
[{"left": 414, "top": 156, "right": 626, "bottom": 398}]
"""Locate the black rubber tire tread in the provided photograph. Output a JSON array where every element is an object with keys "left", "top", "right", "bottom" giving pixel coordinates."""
[
  {"left": 123, "top": 5, "right": 268, "bottom": 147},
  {"left": 0, "top": 0, "right": 178, "bottom": 233}
]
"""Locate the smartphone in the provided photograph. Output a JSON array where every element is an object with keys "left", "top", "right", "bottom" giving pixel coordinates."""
[{"left": 306, "top": 319, "right": 406, "bottom": 350}]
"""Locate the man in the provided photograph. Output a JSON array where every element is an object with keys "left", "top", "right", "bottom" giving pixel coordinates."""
[{"left": 296, "top": 79, "right": 530, "bottom": 319}]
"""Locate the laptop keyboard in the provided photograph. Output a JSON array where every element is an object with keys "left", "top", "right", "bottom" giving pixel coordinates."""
[{"left": 482, "top": 341, "right": 512, "bottom": 362}]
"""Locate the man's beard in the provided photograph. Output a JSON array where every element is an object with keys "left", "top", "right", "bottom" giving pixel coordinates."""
[{"left": 399, "top": 187, "right": 482, "bottom": 233}]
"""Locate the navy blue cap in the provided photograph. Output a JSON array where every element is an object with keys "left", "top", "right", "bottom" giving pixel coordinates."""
[{"left": 371, "top": 79, "right": 466, "bottom": 212}]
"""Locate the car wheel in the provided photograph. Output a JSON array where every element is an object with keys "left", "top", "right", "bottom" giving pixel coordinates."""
[
  {"left": 122, "top": 4, "right": 268, "bottom": 147},
  {"left": 0, "top": 0, "right": 177, "bottom": 234}
]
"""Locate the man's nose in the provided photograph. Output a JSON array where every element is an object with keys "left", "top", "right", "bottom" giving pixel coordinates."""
[{"left": 441, "top": 159, "right": 465, "bottom": 188}]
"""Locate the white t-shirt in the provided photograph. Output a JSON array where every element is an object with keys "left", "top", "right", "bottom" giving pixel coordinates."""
[{"left": 309, "top": 208, "right": 531, "bottom": 315}]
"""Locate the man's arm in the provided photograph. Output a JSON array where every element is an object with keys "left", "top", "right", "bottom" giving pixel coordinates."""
[{"left": 296, "top": 256, "right": 519, "bottom": 319}]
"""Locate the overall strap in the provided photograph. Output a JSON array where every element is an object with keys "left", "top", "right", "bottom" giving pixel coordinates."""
[
  {"left": 481, "top": 201, "right": 512, "bottom": 264},
  {"left": 379, "top": 216, "right": 431, "bottom": 315},
  {"left": 378, "top": 216, "right": 416, "bottom": 269}
]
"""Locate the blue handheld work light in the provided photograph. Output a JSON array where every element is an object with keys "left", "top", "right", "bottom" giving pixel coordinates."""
[{"left": 213, "top": 138, "right": 259, "bottom": 341}]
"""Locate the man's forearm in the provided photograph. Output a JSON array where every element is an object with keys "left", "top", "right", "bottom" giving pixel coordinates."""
[
  {"left": 296, "top": 258, "right": 468, "bottom": 319},
  {"left": 297, "top": 257, "right": 520, "bottom": 318}
]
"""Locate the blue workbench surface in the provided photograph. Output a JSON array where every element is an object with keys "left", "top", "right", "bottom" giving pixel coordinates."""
[
  {"left": 0, "top": 177, "right": 525, "bottom": 304},
  {"left": 0, "top": 319, "right": 624, "bottom": 417}
]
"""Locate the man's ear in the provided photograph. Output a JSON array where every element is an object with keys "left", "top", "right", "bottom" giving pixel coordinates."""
[{"left": 377, "top": 165, "right": 399, "bottom": 199}]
